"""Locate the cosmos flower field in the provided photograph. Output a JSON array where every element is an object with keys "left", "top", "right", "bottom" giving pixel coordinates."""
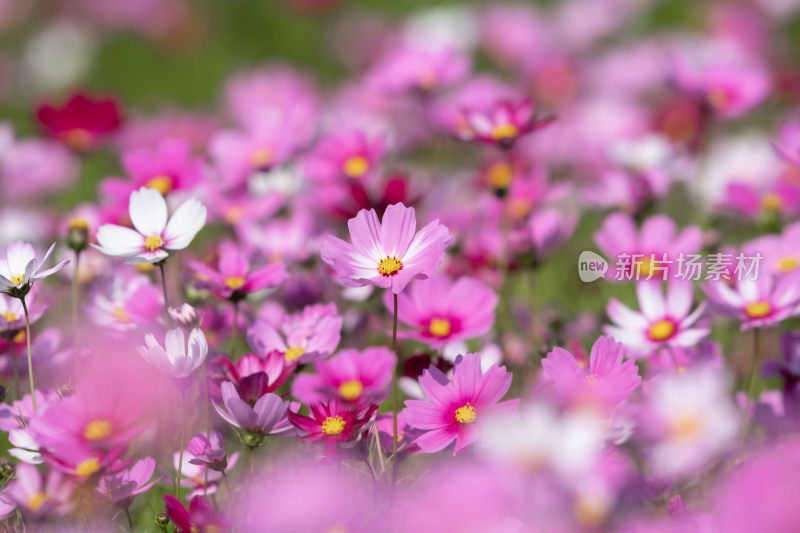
[{"left": 2, "top": 0, "right": 800, "bottom": 531}]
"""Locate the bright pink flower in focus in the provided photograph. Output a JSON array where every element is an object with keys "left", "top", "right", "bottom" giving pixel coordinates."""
[
  {"left": 304, "top": 130, "right": 384, "bottom": 184},
  {"left": 540, "top": 336, "right": 641, "bottom": 409},
  {"left": 36, "top": 91, "right": 123, "bottom": 152},
  {"left": 288, "top": 401, "right": 378, "bottom": 447},
  {"left": 594, "top": 213, "right": 703, "bottom": 281},
  {"left": 703, "top": 270, "right": 800, "bottom": 329},
  {"left": 189, "top": 240, "right": 288, "bottom": 301},
  {"left": 382, "top": 275, "right": 498, "bottom": 349},
  {"left": 460, "top": 98, "right": 553, "bottom": 149},
  {"left": 208, "top": 350, "right": 293, "bottom": 401},
  {"left": 320, "top": 203, "right": 454, "bottom": 294},
  {"left": 404, "top": 353, "right": 519, "bottom": 455},
  {"left": 213, "top": 382, "right": 294, "bottom": 441},
  {"left": 292, "top": 347, "right": 396, "bottom": 405},
  {"left": 605, "top": 281, "right": 709, "bottom": 357}
]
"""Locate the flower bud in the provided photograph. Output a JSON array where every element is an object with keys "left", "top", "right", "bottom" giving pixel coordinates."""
[
  {"left": 66, "top": 217, "right": 89, "bottom": 252},
  {"left": 155, "top": 513, "right": 170, "bottom": 527},
  {"left": 168, "top": 303, "right": 201, "bottom": 330}
]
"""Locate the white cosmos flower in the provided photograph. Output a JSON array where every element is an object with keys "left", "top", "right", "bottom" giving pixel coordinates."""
[
  {"left": 138, "top": 328, "right": 208, "bottom": 379},
  {"left": 94, "top": 187, "right": 207, "bottom": 264},
  {"left": 0, "top": 241, "right": 68, "bottom": 296}
]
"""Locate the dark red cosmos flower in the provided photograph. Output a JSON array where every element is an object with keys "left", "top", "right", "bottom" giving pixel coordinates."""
[
  {"left": 325, "top": 173, "right": 417, "bottom": 221},
  {"left": 164, "top": 495, "right": 229, "bottom": 533},
  {"left": 36, "top": 92, "right": 123, "bottom": 152}
]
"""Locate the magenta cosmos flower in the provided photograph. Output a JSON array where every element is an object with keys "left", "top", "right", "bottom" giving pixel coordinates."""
[
  {"left": 365, "top": 44, "right": 470, "bottom": 94},
  {"left": 404, "top": 353, "right": 519, "bottom": 455},
  {"left": 6, "top": 462, "right": 74, "bottom": 517},
  {"left": 247, "top": 303, "right": 342, "bottom": 364},
  {"left": 94, "top": 187, "right": 206, "bottom": 264},
  {"left": 292, "top": 347, "right": 395, "bottom": 405},
  {"left": 0, "top": 241, "right": 68, "bottom": 298},
  {"left": 288, "top": 401, "right": 378, "bottom": 447},
  {"left": 87, "top": 274, "right": 162, "bottom": 332},
  {"left": 460, "top": 98, "right": 553, "bottom": 149},
  {"left": 189, "top": 240, "right": 288, "bottom": 301},
  {"left": 320, "top": 202, "right": 454, "bottom": 294},
  {"left": 105, "top": 138, "right": 203, "bottom": 197},
  {"left": 704, "top": 270, "right": 800, "bottom": 329},
  {"left": 594, "top": 213, "right": 703, "bottom": 281},
  {"left": 304, "top": 130, "right": 384, "bottom": 183},
  {"left": 208, "top": 350, "right": 293, "bottom": 401},
  {"left": 213, "top": 382, "right": 293, "bottom": 443},
  {"left": 540, "top": 336, "right": 641, "bottom": 410},
  {"left": 382, "top": 275, "right": 498, "bottom": 349},
  {"left": 742, "top": 222, "right": 800, "bottom": 276},
  {"left": 774, "top": 117, "right": 800, "bottom": 167},
  {"left": 187, "top": 431, "right": 228, "bottom": 472},
  {"left": 605, "top": 281, "right": 709, "bottom": 357},
  {"left": 164, "top": 495, "right": 229, "bottom": 533}
]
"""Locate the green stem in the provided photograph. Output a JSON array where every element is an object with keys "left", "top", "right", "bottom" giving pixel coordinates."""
[
  {"left": 741, "top": 328, "right": 762, "bottom": 445},
  {"left": 124, "top": 507, "right": 133, "bottom": 531},
  {"left": 71, "top": 250, "right": 81, "bottom": 345},
  {"left": 391, "top": 293, "right": 399, "bottom": 483},
  {"left": 158, "top": 262, "right": 170, "bottom": 326},
  {"left": 175, "top": 391, "right": 186, "bottom": 500},
  {"left": 21, "top": 298, "right": 36, "bottom": 413}
]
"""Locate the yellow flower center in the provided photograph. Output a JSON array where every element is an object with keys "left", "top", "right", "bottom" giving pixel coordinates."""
[
  {"left": 417, "top": 70, "right": 438, "bottom": 91},
  {"left": 2, "top": 311, "right": 17, "bottom": 322},
  {"left": 377, "top": 256, "right": 402, "bottom": 277},
  {"left": 321, "top": 415, "right": 346, "bottom": 435},
  {"left": 342, "top": 156, "right": 370, "bottom": 178},
  {"left": 487, "top": 161, "right": 513, "bottom": 189},
  {"left": 75, "top": 457, "right": 101, "bottom": 477},
  {"left": 636, "top": 258, "right": 654, "bottom": 277},
  {"left": 707, "top": 88, "right": 731, "bottom": 110},
  {"left": 144, "top": 235, "right": 164, "bottom": 251},
  {"left": 649, "top": 320, "right": 675, "bottom": 341},
  {"left": 224, "top": 206, "right": 244, "bottom": 224},
  {"left": 112, "top": 306, "right": 130, "bottom": 323},
  {"left": 145, "top": 175, "right": 173, "bottom": 195},
  {"left": 249, "top": 147, "right": 273, "bottom": 169},
  {"left": 428, "top": 318, "right": 451, "bottom": 337},
  {"left": 9, "top": 274, "right": 24, "bottom": 285},
  {"left": 779, "top": 256, "right": 798, "bottom": 273},
  {"left": 285, "top": 346, "right": 305, "bottom": 362},
  {"left": 508, "top": 198, "right": 532, "bottom": 220},
  {"left": 84, "top": 419, "right": 113, "bottom": 441},
  {"left": 28, "top": 492, "right": 48, "bottom": 512},
  {"left": 745, "top": 301, "right": 771, "bottom": 318},
  {"left": 64, "top": 128, "right": 92, "bottom": 151},
  {"left": 338, "top": 379, "right": 364, "bottom": 401},
  {"left": 68, "top": 217, "right": 89, "bottom": 230},
  {"left": 224, "top": 276, "right": 246, "bottom": 290},
  {"left": 670, "top": 413, "right": 700, "bottom": 441},
  {"left": 454, "top": 403, "right": 477, "bottom": 425},
  {"left": 491, "top": 123, "right": 518, "bottom": 141},
  {"left": 762, "top": 193, "right": 783, "bottom": 211}
]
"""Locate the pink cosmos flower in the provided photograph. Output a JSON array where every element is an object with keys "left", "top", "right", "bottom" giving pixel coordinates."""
[
  {"left": 0, "top": 241, "right": 68, "bottom": 297},
  {"left": 0, "top": 285, "right": 46, "bottom": 335},
  {"left": 723, "top": 177, "right": 800, "bottom": 220},
  {"left": 6, "top": 462, "right": 74, "bottom": 517},
  {"left": 304, "top": 130, "right": 384, "bottom": 184},
  {"left": 292, "top": 347, "right": 396, "bottom": 405},
  {"left": 773, "top": 117, "right": 800, "bottom": 167},
  {"left": 100, "top": 138, "right": 204, "bottom": 200},
  {"left": 594, "top": 213, "right": 703, "bottom": 281},
  {"left": 365, "top": 45, "right": 470, "bottom": 94},
  {"left": 94, "top": 187, "right": 206, "bottom": 264},
  {"left": 382, "top": 275, "right": 498, "bottom": 349},
  {"left": 138, "top": 328, "right": 208, "bottom": 379},
  {"left": 213, "top": 381, "right": 293, "bottom": 441},
  {"left": 605, "top": 281, "right": 710, "bottom": 357},
  {"left": 86, "top": 274, "right": 162, "bottom": 331},
  {"left": 247, "top": 303, "right": 343, "bottom": 364},
  {"left": 189, "top": 240, "right": 288, "bottom": 301},
  {"left": 742, "top": 222, "right": 800, "bottom": 275},
  {"left": 704, "top": 270, "right": 800, "bottom": 329},
  {"left": 540, "top": 336, "right": 641, "bottom": 410},
  {"left": 209, "top": 122, "right": 297, "bottom": 188},
  {"left": 208, "top": 350, "right": 293, "bottom": 401},
  {"left": 174, "top": 447, "right": 240, "bottom": 499},
  {"left": 430, "top": 75, "right": 515, "bottom": 137},
  {"left": 287, "top": 401, "right": 378, "bottom": 447},
  {"left": 404, "top": 353, "right": 519, "bottom": 455},
  {"left": 164, "top": 495, "right": 229, "bottom": 533},
  {"left": 187, "top": 431, "right": 228, "bottom": 472},
  {"left": 96, "top": 457, "right": 160, "bottom": 504},
  {"left": 320, "top": 202, "right": 454, "bottom": 294},
  {"left": 459, "top": 98, "right": 553, "bottom": 149}
]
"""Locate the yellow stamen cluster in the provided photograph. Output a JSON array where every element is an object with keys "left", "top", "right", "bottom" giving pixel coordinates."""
[
  {"left": 65, "top": 129, "right": 92, "bottom": 151},
  {"left": 454, "top": 403, "right": 477, "bottom": 425},
  {"left": 2, "top": 311, "right": 17, "bottom": 322},
  {"left": 84, "top": 419, "right": 113, "bottom": 441},
  {"left": 112, "top": 306, "right": 130, "bottom": 323},
  {"left": 636, "top": 258, "right": 654, "bottom": 278},
  {"left": 68, "top": 217, "right": 89, "bottom": 230},
  {"left": 762, "top": 193, "right": 783, "bottom": 211},
  {"left": 144, "top": 235, "right": 164, "bottom": 251},
  {"left": 249, "top": 147, "right": 273, "bottom": 169},
  {"left": 428, "top": 318, "right": 451, "bottom": 337},
  {"left": 491, "top": 123, "right": 518, "bottom": 141},
  {"left": 487, "top": 161, "right": 513, "bottom": 190},
  {"left": 779, "top": 256, "right": 799, "bottom": 273},
  {"left": 224, "top": 276, "right": 246, "bottom": 290},
  {"left": 76, "top": 457, "right": 101, "bottom": 477},
  {"left": 343, "top": 156, "right": 369, "bottom": 178},
  {"left": 28, "top": 492, "right": 48, "bottom": 512},
  {"left": 145, "top": 175, "right": 173, "bottom": 195},
  {"left": 649, "top": 320, "right": 675, "bottom": 341},
  {"left": 377, "top": 256, "right": 402, "bottom": 277},
  {"left": 321, "top": 415, "right": 346, "bottom": 435},
  {"left": 9, "top": 274, "right": 24, "bottom": 285},
  {"left": 745, "top": 301, "right": 771, "bottom": 318},
  {"left": 285, "top": 346, "right": 305, "bottom": 362},
  {"left": 338, "top": 380, "right": 363, "bottom": 401},
  {"left": 670, "top": 413, "right": 700, "bottom": 441}
]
